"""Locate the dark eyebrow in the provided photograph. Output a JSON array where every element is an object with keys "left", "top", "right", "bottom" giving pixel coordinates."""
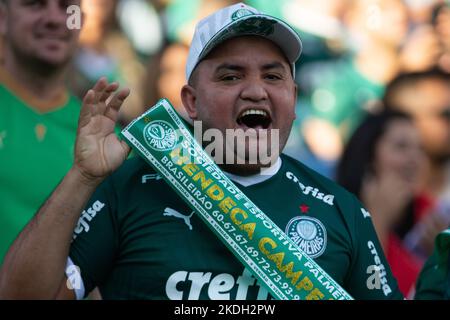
[
  {"left": 214, "top": 63, "right": 245, "bottom": 73},
  {"left": 261, "top": 62, "right": 288, "bottom": 72},
  {"left": 214, "top": 62, "right": 288, "bottom": 73}
]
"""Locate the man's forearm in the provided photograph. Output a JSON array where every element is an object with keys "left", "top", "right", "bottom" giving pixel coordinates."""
[{"left": 0, "top": 168, "right": 101, "bottom": 299}]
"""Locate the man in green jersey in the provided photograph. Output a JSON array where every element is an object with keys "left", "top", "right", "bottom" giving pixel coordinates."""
[
  {"left": 0, "top": 0, "right": 82, "bottom": 263},
  {"left": 0, "top": 3, "right": 404, "bottom": 300}
]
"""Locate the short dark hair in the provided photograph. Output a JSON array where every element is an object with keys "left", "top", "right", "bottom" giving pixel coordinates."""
[{"left": 187, "top": 67, "right": 198, "bottom": 87}]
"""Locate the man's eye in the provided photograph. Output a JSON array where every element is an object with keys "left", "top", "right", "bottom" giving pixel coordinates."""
[
  {"left": 221, "top": 75, "right": 240, "bottom": 81},
  {"left": 23, "top": 0, "right": 45, "bottom": 7},
  {"left": 265, "top": 74, "right": 282, "bottom": 81}
]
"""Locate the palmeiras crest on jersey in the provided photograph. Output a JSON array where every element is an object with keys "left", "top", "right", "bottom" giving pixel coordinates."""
[
  {"left": 285, "top": 216, "right": 327, "bottom": 258},
  {"left": 144, "top": 120, "right": 178, "bottom": 151}
]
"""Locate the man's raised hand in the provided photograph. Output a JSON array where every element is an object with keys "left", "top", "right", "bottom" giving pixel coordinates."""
[{"left": 74, "top": 78, "right": 131, "bottom": 185}]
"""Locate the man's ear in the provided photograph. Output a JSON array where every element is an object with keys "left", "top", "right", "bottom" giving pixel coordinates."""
[
  {"left": 293, "top": 83, "right": 298, "bottom": 120},
  {"left": 181, "top": 84, "right": 198, "bottom": 120}
]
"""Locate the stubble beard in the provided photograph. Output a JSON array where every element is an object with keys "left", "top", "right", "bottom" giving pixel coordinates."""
[{"left": 9, "top": 38, "right": 73, "bottom": 77}]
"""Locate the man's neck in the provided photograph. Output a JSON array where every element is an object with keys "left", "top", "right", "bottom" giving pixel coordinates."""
[
  {"left": 222, "top": 158, "right": 282, "bottom": 187},
  {"left": 2, "top": 51, "right": 68, "bottom": 101}
]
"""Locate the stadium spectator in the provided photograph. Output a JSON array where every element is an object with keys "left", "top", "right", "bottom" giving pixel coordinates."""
[
  {"left": 0, "top": 0, "right": 81, "bottom": 263},
  {"left": 337, "top": 111, "right": 425, "bottom": 297},
  {"left": 383, "top": 69, "right": 450, "bottom": 262}
]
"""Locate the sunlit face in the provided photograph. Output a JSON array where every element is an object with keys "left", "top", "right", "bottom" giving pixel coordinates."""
[
  {"left": 0, "top": 0, "right": 81, "bottom": 68},
  {"left": 374, "top": 119, "right": 425, "bottom": 189},
  {"left": 182, "top": 36, "right": 297, "bottom": 175}
]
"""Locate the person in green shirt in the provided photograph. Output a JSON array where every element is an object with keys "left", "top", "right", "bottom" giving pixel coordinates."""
[
  {"left": 415, "top": 227, "right": 450, "bottom": 299},
  {"left": 0, "top": 0, "right": 82, "bottom": 263},
  {"left": 0, "top": 2, "right": 403, "bottom": 300}
]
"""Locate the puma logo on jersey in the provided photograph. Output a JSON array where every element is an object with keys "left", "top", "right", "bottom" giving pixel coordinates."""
[{"left": 164, "top": 207, "right": 195, "bottom": 230}]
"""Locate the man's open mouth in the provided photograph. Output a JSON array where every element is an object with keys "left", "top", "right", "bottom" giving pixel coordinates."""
[{"left": 236, "top": 109, "right": 271, "bottom": 129}]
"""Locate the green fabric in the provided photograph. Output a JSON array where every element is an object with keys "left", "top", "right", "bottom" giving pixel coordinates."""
[
  {"left": 415, "top": 228, "right": 450, "bottom": 300},
  {"left": 436, "top": 229, "right": 450, "bottom": 270},
  {"left": 0, "top": 85, "right": 80, "bottom": 264},
  {"left": 69, "top": 154, "right": 403, "bottom": 300}
]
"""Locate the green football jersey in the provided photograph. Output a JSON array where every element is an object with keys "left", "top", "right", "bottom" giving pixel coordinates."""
[
  {"left": 0, "top": 83, "right": 80, "bottom": 263},
  {"left": 69, "top": 154, "right": 403, "bottom": 300},
  {"left": 415, "top": 228, "right": 450, "bottom": 300}
]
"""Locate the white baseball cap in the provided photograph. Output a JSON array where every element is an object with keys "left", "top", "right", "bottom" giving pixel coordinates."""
[{"left": 186, "top": 2, "right": 302, "bottom": 81}]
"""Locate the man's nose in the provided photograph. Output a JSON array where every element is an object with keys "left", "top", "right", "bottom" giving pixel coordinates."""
[{"left": 240, "top": 78, "right": 269, "bottom": 102}]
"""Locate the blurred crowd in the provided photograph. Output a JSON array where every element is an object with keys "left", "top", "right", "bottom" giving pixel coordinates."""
[{"left": 1, "top": 0, "right": 450, "bottom": 299}]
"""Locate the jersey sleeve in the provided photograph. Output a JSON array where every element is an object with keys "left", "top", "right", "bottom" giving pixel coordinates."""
[
  {"left": 68, "top": 178, "right": 119, "bottom": 298},
  {"left": 415, "top": 228, "right": 450, "bottom": 300},
  {"left": 343, "top": 195, "right": 404, "bottom": 300}
]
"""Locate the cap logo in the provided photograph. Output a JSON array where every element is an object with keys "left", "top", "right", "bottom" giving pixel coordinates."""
[
  {"left": 233, "top": 17, "right": 275, "bottom": 36},
  {"left": 231, "top": 9, "right": 254, "bottom": 21},
  {"left": 202, "top": 17, "right": 276, "bottom": 57}
]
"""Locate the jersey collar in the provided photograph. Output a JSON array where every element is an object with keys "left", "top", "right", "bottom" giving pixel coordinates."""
[
  {"left": 224, "top": 157, "right": 282, "bottom": 187},
  {"left": 0, "top": 65, "right": 69, "bottom": 113}
]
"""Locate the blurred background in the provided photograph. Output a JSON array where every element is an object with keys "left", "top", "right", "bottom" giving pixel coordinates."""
[
  {"left": 68, "top": 0, "right": 450, "bottom": 170},
  {"left": 1, "top": 0, "right": 450, "bottom": 299}
]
